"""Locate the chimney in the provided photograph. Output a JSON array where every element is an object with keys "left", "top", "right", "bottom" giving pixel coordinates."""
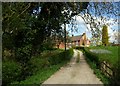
[{"left": 83, "top": 33, "right": 86, "bottom": 35}]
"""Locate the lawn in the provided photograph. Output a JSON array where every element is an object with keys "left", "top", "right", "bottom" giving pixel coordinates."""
[{"left": 89, "top": 46, "right": 119, "bottom": 67}]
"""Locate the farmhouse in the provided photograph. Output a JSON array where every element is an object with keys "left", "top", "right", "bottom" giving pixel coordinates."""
[
  {"left": 67, "top": 33, "right": 90, "bottom": 48},
  {"left": 58, "top": 33, "right": 90, "bottom": 49}
]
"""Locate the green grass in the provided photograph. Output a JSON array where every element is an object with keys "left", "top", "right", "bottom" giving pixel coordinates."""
[
  {"left": 76, "top": 52, "right": 80, "bottom": 63},
  {"left": 82, "top": 46, "right": 120, "bottom": 85},
  {"left": 85, "top": 56, "right": 110, "bottom": 84},
  {"left": 12, "top": 62, "right": 67, "bottom": 85},
  {"left": 89, "top": 46, "right": 119, "bottom": 67},
  {"left": 11, "top": 48, "right": 74, "bottom": 85}
]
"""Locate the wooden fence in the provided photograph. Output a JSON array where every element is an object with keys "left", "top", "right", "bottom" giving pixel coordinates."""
[
  {"left": 100, "top": 61, "right": 113, "bottom": 78},
  {"left": 100, "top": 61, "right": 119, "bottom": 85}
]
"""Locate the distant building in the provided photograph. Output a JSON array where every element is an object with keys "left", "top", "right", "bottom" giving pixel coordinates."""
[
  {"left": 67, "top": 33, "right": 90, "bottom": 48},
  {"left": 58, "top": 33, "right": 90, "bottom": 49}
]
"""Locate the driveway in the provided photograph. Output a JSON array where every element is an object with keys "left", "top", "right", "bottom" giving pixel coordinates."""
[{"left": 42, "top": 49, "right": 103, "bottom": 84}]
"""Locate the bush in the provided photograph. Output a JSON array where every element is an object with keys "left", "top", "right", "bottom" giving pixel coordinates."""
[
  {"left": 48, "top": 49, "right": 73, "bottom": 65},
  {"left": 15, "top": 44, "right": 32, "bottom": 64},
  {"left": 24, "top": 49, "right": 73, "bottom": 76},
  {"left": 10, "top": 49, "right": 74, "bottom": 85},
  {"left": 83, "top": 48, "right": 100, "bottom": 67},
  {"left": 27, "top": 57, "right": 50, "bottom": 75},
  {"left": 48, "top": 53, "right": 62, "bottom": 65},
  {"left": 112, "top": 60, "right": 120, "bottom": 85},
  {"left": 76, "top": 52, "right": 80, "bottom": 63},
  {"left": 2, "top": 60, "right": 21, "bottom": 85},
  {"left": 83, "top": 47, "right": 120, "bottom": 84}
]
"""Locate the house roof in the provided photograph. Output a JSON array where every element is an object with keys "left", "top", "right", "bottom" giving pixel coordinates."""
[{"left": 70, "top": 35, "right": 82, "bottom": 42}]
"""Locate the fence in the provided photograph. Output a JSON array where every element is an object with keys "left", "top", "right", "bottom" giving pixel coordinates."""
[
  {"left": 100, "top": 61, "right": 119, "bottom": 85},
  {"left": 100, "top": 61, "right": 113, "bottom": 78}
]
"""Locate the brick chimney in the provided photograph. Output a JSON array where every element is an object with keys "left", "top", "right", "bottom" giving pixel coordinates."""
[{"left": 83, "top": 33, "right": 86, "bottom": 36}]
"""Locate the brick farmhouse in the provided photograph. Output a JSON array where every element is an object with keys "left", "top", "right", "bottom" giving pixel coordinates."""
[{"left": 58, "top": 33, "right": 90, "bottom": 49}]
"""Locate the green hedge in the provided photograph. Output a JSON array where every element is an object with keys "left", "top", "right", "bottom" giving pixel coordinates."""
[
  {"left": 3, "top": 49, "right": 73, "bottom": 85},
  {"left": 83, "top": 47, "right": 100, "bottom": 68},
  {"left": 83, "top": 47, "right": 120, "bottom": 85},
  {"left": 29, "top": 48, "right": 73, "bottom": 71},
  {"left": 11, "top": 48, "right": 73, "bottom": 85}
]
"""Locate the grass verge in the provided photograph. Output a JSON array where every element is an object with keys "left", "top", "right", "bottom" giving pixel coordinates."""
[
  {"left": 76, "top": 52, "right": 80, "bottom": 63},
  {"left": 85, "top": 56, "right": 110, "bottom": 85},
  {"left": 80, "top": 46, "right": 120, "bottom": 85},
  {"left": 12, "top": 61, "right": 67, "bottom": 85},
  {"left": 11, "top": 48, "right": 73, "bottom": 85}
]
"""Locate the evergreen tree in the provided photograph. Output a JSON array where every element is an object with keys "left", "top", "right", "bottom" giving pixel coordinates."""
[{"left": 102, "top": 25, "right": 109, "bottom": 46}]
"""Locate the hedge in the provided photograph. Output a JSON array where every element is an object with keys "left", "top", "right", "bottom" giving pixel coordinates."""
[
  {"left": 2, "top": 60, "right": 21, "bottom": 86},
  {"left": 3, "top": 49, "right": 74, "bottom": 86},
  {"left": 83, "top": 47, "right": 120, "bottom": 85}
]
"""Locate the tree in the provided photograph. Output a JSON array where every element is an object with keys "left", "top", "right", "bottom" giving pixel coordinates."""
[
  {"left": 2, "top": 2, "right": 89, "bottom": 60},
  {"left": 76, "top": 2, "right": 119, "bottom": 45},
  {"left": 102, "top": 25, "right": 109, "bottom": 46}
]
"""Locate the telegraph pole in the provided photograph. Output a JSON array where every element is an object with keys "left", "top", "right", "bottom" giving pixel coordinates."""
[{"left": 64, "top": 23, "right": 66, "bottom": 51}]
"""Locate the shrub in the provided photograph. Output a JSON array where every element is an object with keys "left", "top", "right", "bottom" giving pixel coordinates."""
[
  {"left": 15, "top": 44, "right": 32, "bottom": 64},
  {"left": 83, "top": 48, "right": 100, "bottom": 68},
  {"left": 112, "top": 60, "right": 120, "bottom": 85},
  {"left": 83, "top": 46, "right": 120, "bottom": 85},
  {"left": 10, "top": 49, "right": 74, "bottom": 85},
  {"left": 64, "top": 48, "right": 73, "bottom": 60},
  {"left": 2, "top": 60, "right": 21, "bottom": 85},
  {"left": 76, "top": 52, "right": 80, "bottom": 63},
  {"left": 48, "top": 48, "right": 73, "bottom": 65},
  {"left": 25, "top": 49, "right": 74, "bottom": 76},
  {"left": 48, "top": 53, "right": 62, "bottom": 65},
  {"left": 27, "top": 57, "right": 50, "bottom": 75}
]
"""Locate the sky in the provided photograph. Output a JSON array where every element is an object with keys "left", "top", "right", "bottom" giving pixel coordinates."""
[
  {"left": 65, "top": 16, "right": 92, "bottom": 38},
  {"left": 64, "top": 2, "right": 119, "bottom": 43},
  {"left": 65, "top": 16, "right": 118, "bottom": 42}
]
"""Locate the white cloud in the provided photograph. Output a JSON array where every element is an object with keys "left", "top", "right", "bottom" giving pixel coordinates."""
[
  {"left": 65, "top": 16, "right": 92, "bottom": 38},
  {"left": 63, "top": 14, "right": 118, "bottom": 43}
]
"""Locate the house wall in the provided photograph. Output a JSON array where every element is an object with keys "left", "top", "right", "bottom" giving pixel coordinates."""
[
  {"left": 59, "top": 42, "right": 65, "bottom": 49},
  {"left": 57, "top": 33, "right": 90, "bottom": 49}
]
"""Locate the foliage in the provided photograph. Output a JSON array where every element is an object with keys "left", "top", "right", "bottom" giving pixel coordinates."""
[
  {"left": 15, "top": 44, "right": 32, "bottom": 64},
  {"left": 102, "top": 25, "right": 109, "bottom": 46},
  {"left": 83, "top": 47, "right": 100, "bottom": 67},
  {"left": 11, "top": 49, "right": 73, "bottom": 85},
  {"left": 2, "top": 60, "right": 21, "bottom": 86},
  {"left": 82, "top": 46, "right": 119, "bottom": 85},
  {"left": 12, "top": 63, "right": 66, "bottom": 85},
  {"left": 84, "top": 46, "right": 119, "bottom": 68},
  {"left": 2, "top": 3, "right": 85, "bottom": 84},
  {"left": 3, "top": 49, "right": 73, "bottom": 85},
  {"left": 90, "top": 36, "right": 102, "bottom": 46},
  {"left": 85, "top": 56, "right": 110, "bottom": 84},
  {"left": 76, "top": 52, "right": 80, "bottom": 63},
  {"left": 81, "top": 2, "right": 119, "bottom": 40},
  {"left": 2, "top": 2, "right": 88, "bottom": 62}
]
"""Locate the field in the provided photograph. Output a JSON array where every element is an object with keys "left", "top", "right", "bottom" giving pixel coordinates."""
[{"left": 89, "top": 46, "right": 119, "bottom": 67}]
